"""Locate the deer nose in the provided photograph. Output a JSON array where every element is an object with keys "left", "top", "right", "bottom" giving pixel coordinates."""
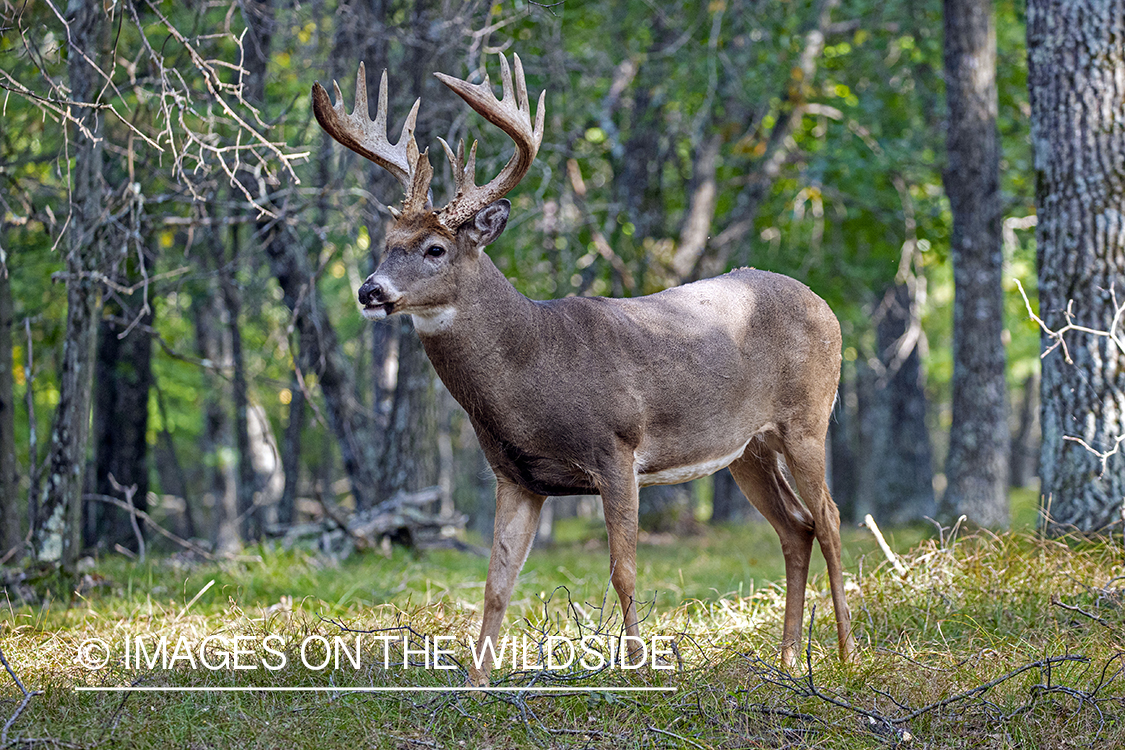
[{"left": 357, "top": 279, "right": 385, "bottom": 306}]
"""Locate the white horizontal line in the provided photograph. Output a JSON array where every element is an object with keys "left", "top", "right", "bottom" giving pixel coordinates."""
[{"left": 75, "top": 686, "right": 676, "bottom": 693}]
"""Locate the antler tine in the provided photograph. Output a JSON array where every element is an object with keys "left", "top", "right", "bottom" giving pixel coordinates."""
[
  {"left": 436, "top": 137, "right": 479, "bottom": 198},
  {"left": 402, "top": 147, "right": 434, "bottom": 216},
  {"left": 311, "top": 63, "right": 429, "bottom": 211},
  {"left": 432, "top": 52, "right": 546, "bottom": 229},
  {"left": 512, "top": 54, "right": 529, "bottom": 118},
  {"left": 499, "top": 53, "right": 515, "bottom": 110},
  {"left": 354, "top": 64, "right": 370, "bottom": 127}
]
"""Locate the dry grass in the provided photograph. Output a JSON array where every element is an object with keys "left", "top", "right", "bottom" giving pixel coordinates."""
[{"left": 2, "top": 522, "right": 1123, "bottom": 748}]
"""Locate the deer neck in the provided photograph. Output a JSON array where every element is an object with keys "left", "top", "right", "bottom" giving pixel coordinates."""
[{"left": 413, "top": 254, "right": 539, "bottom": 415}]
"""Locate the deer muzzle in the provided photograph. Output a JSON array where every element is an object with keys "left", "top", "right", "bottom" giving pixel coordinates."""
[{"left": 358, "top": 276, "right": 401, "bottom": 320}]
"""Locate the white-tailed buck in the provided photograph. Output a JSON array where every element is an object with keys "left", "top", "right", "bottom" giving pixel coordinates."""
[{"left": 312, "top": 53, "right": 857, "bottom": 683}]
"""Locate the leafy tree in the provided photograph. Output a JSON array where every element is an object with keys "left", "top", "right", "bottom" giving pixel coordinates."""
[{"left": 0, "top": 0, "right": 1048, "bottom": 563}]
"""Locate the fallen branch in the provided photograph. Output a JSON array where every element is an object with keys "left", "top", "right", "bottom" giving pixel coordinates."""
[
  {"left": 272, "top": 487, "right": 473, "bottom": 557},
  {"left": 0, "top": 642, "right": 41, "bottom": 746},
  {"left": 891, "top": 654, "right": 1090, "bottom": 724},
  {"left": 799, "top": 605, "right": 1091, "bottom": 738},
  {"left": 1052, "top": 597, "right": 1115, "bottom": 631},
  {"left": 647, "top": 725, "right": 708, "bottom": 750},
  {"left": 863, "top": 514, "right": 908, "bottom": 576}
]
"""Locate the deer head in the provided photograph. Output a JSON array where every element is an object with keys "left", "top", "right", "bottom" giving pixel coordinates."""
[{"left": 311, "top": 54, "right": 545, "bottom": 324}]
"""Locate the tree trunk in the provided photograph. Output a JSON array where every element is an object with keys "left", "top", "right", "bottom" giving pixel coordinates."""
[
  {"left": 33, "top": 0, "right": 107, "bottom": 568},
  {"left": 533, "top": 498, "right": 554, "bottom": 549},
  {"left": 0, "top": 253, "right": 18, "bottom": 557},
  {"left": 89, "top": 285, "right": 152, "bottom": 553},
  {"left": 638, "top": 484, "right": 692, "bottom": 533},
  {"left": 1028, "top": 0, "right": 1125, "bottom": 533},
  {"left": 940, "top": 0, "right": 1010, "bottom": 528},
  {"left": 247, "top": 0, "right": 383, "bottom": 511},
  {"left": 263, "top": 227, "right": 381, "bottom": 509},
  {"left": 193, "top": 241, "right": 240, "bottom": 554},
  {"left": 710, "top": 469, "right": 746, "bottom": 524},
  {"left": 154, "top": 382, "right": 195, "bottom": 539},
  {"left": 854, "top": 289, "right": 936, "bottom": 528},
  {"left": 872, "top": 285, "right": 936, "bottom": 525},
  {"left": 468, "top": 435, "right": 495, "bottom": 543},
  {"left": 225, "top": 0, "right": 276, "bottom": 542},
  {"left": 221, "top": 225, "right": 261, "bottom": 541},
  {"left": 1010, "top": 372, "right": 1040, "bottom": 488},
  {"left": 278, "top": 370, "right": 305, "bottom": 527},
  {"left": 437, "top": 386, "right": 455, "bottom": 518},
  {"left": 854, "top": 361, "right": 878, "bottom": 522},
  {"left": 377, "top": 318, "right": 438, "bottom": 500}
]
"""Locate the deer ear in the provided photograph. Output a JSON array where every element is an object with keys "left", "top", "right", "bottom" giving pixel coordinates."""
[{"left": 466, "top": 200, "right": 510, "bottom": 250}]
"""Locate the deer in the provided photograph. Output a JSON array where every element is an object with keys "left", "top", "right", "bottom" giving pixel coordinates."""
[{"left": 311, "top": 53, "right": 857, "bottom": 685}]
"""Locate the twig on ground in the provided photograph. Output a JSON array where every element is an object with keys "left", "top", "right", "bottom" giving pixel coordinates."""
[
  {"left": 1052, "top": 597, "right": 1115, "bottom": 630},
  {"left": 863, "top": 515, "right": 908, "bottom": 576},
  {"left": 891, "top": 654, "right": 1090, "bottom": 724},
  {"left": 647, "top": 725, "right": 708, "bottom": 750},
  {"left": 802, "top": 606, "right": 901, "bottom": 736},
  {"left": 799, "top": 605, "right": 1092, "bottom": 740},
  {"left": 174, "top": 579, "right": 216, "bottom": 622},
  {"left": 1, "top": 642, "right": 41, "bottom": 746}
]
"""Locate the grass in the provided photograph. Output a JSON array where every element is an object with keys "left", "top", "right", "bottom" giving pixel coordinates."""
[{"left": 3, "top": 492, "right": 1124, "bottom": 748}]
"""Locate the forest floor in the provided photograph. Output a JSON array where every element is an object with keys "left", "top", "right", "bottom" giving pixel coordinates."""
[{"left": 3, "top": 488, "right": 1124, "bottom": 749}]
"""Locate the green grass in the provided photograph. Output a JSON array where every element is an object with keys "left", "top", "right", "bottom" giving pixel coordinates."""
[{"left": 3, "top": 495, "right": 1123, "bottom": 749}]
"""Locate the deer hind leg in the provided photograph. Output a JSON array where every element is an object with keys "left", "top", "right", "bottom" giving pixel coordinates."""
[
  {"left": 729, "top": 440, "right": 815, "bottom": 669},
  {"left": 470, "top": 475, "right": 545, "bottom": 686},
  {"left": 598, "top": 464, "right": 643, "bottom": 662},
  {"left": 782, "top": 432, "right": 858, "bottom": 664}
]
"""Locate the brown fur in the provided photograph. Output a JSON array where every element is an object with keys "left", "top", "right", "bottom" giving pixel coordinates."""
[{"left": 363, "top": 203, "right": 857, "bottom": 683}]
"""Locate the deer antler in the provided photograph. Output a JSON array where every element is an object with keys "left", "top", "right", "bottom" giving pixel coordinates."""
[
  {"left": 311, "top": 55, "right": 544, "bottom": 225},
  {"left": 434, "top": 53, "right": 545, "bottom": 229},
  {"left": 311, "top": 64, "right": 427, "bottom": 217}
]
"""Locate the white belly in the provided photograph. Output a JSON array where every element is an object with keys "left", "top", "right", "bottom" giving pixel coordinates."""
[{"left": 635, "top": 438, "right": 752, "bottom": 487}]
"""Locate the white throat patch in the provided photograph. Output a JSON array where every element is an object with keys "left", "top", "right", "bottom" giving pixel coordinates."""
[{"left": 412, "top": 306, "right": 458, "bottom": 334}]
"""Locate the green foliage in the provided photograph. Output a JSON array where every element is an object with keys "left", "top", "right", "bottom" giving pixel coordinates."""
[{"left": 2, "top": 0, "right": 1041, "bottom": 532}]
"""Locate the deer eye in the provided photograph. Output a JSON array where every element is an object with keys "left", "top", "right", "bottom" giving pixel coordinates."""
[{"left": 424, "top": 245, "right": 446, "bottom": 259}]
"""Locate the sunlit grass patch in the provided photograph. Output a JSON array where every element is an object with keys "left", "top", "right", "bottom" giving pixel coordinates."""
[{"left": 3, "top": 521, "right": 1124, "bottom": 748}]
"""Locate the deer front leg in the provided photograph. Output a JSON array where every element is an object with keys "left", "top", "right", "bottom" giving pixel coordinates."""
[
  {"left": 600, "top": 465, "right": 643, "bottom": 663},
  {"left": 468, "top": 475, "right": 545, "bottom": 686}
]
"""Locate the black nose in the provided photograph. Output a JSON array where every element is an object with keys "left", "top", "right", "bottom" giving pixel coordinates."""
[{"left": 358, "top": 279, "right": 384, "bottom": 306}]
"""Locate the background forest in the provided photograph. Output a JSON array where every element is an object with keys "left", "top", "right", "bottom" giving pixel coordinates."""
[
  {"left": 1, "top": 0, "right": 1044, "bottom": 563},
  {"left": 4, "top": 1, "right": 1125, "bottom": 748}
]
